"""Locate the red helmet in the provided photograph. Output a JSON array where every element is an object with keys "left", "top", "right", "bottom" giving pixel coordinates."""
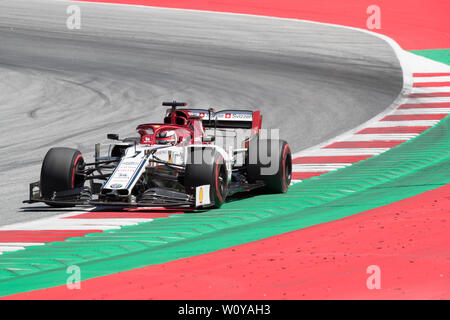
[{"left": 155, "top": 130, "right": 177, "bottom": 145}]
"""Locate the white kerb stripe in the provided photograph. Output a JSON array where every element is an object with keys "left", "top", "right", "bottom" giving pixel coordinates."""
[
  {"left": 392, "top": 109, "right": 450, "bottom": 115},
  {"left": 404, "top": 97, "right": 450, "bottom": 103},
  {"left": 0, "top": 246, "right": 26, "bottom": 252},
  {"left": 372, "top": 120, "right": 439, "bottom": 127},
  {"left": 306, "top": 148, "right": 389, "bottom": 156},
  {"left": 293, "top": 164, "right": 352, "bottom": 172},
  {"left": 342, "top": 134, "right": 419, "bottom": 141},
  {"left": 0, "top": 218, "right": 155, "bottom": 231},
  {"left": 0, "top": 243, "right": 45, "bottom": 247},
  {"left": 410, "top": 86, "right": 450, "bottom": 93},
  {"left": 413, "top": 76, "right": 450, "bottom": 82}
]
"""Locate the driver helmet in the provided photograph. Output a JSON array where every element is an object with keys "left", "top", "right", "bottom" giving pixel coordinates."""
[{"left": 156, "top": 130, "right": 177, "bottom": 145}]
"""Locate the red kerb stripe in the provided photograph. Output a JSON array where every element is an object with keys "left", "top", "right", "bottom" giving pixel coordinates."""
[
  {"left": 382, "top": 114, "right": 448, "bottom": 121},
  {"left": 413, "top": 82, "right": 450, "bottom": 87},
  {"left": 293, "top": 155, "right": 371, "bottom": 164},
  {"left": 292, "top": 172, "right": 328, "bottom": 179},
  {"left": 413, "top": 73, "right": 450, "bottom": 77},
  {"left": 357, "top": 127, "right": 430, "bottom": 134}
]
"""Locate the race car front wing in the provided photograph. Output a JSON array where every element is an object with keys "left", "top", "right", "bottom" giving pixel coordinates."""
[{"left": 23, "top": 182, "right": 198, "bottom": 208}]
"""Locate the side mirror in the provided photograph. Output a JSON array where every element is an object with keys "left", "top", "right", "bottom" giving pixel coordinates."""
[
  {"left": 202, "top": 136, "right": 215, "bottom": 143},
  {"left": 107, "top": 133, "right": 119, "bottom": 140}
]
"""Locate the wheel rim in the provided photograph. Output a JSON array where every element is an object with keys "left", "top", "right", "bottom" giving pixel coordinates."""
[
  {"left": 215, "top": 162, "right": 228, "bottom": 203},
  {"left": 282, "top": 146, "right": 292, "bottom": 191},
  {"left": 72, "top": 156, "right": 85, "bottom": 189},
  {"left": 285, "top": 154, "right": 292, "bottom": 185},
  {"left": 218, "top": 165, "right": 227, "bottom": 196}
]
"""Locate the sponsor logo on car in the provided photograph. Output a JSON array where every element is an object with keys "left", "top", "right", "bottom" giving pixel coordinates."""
[
  {"left": 217, "top": 112, "right": 252, "bottom": 120},
  {"left": 110, "top": 183, "right": 123, "bottom": 189},
  {"left": 230, "top": 113, "right": 252, "bottom": 119},
  {"left": 199, "top": 186, "right": 204, "bottom": 204},
  {"left": 117, "top": 173, "right": 129, "bottom": 178},
  {"left": 195, "top": 184, "right": 210, "bottom": 207}
]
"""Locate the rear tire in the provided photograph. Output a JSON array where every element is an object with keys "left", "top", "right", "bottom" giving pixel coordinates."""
[
  {"left": 185, "top": 148, "right": 228, "bottom": 208},
  {"left": 247, "top": 138, "right": 292, "bottom": 193},
  {"left": 40, "top": 147, "right": 85, "bottom": 207}
]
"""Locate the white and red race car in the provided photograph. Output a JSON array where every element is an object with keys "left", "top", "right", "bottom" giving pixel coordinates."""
[{"left": 25, "top": 101, "right": 292, "bottom": 209}]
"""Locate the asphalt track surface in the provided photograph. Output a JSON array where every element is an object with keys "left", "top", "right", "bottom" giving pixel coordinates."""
[{"left": 0, "top": 0, "right": 402, "bottom": 225}]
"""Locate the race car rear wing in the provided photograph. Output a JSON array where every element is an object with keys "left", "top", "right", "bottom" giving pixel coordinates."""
[{"left": 182, "top": 109, "right": 262, "bottom": 133}]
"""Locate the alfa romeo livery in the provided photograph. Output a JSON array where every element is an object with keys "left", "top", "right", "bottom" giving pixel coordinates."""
[{"left": 25, "top": 101, "right": 292, "bottom": 209}]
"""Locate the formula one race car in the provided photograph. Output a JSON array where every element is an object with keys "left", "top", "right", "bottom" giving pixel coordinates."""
[{"left": 24, "top": 101, "right": 292, "bottom": 209}]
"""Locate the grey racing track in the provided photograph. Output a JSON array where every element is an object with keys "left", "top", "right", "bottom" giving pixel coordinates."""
[{"left": 0, "top": 0, "right": 402, "bottom": 225}]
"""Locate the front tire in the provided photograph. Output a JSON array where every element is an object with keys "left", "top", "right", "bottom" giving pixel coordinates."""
[
  {"left": 185, "top": 148, "right": 229, "bottom": 208},
  {"left": 40, "top": 147, "right": 85, "bottom": 206}
]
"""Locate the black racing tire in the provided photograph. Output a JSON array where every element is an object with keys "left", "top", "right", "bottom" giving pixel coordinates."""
[
  {"left": 40, "top": 147, "right": 85, "bottom": 206},
  {"left": 185, "top": 148, "right": 229, "bottom": 208},
  {"left": 247, "top": 138, "right": 292, "bottom": 193}
]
